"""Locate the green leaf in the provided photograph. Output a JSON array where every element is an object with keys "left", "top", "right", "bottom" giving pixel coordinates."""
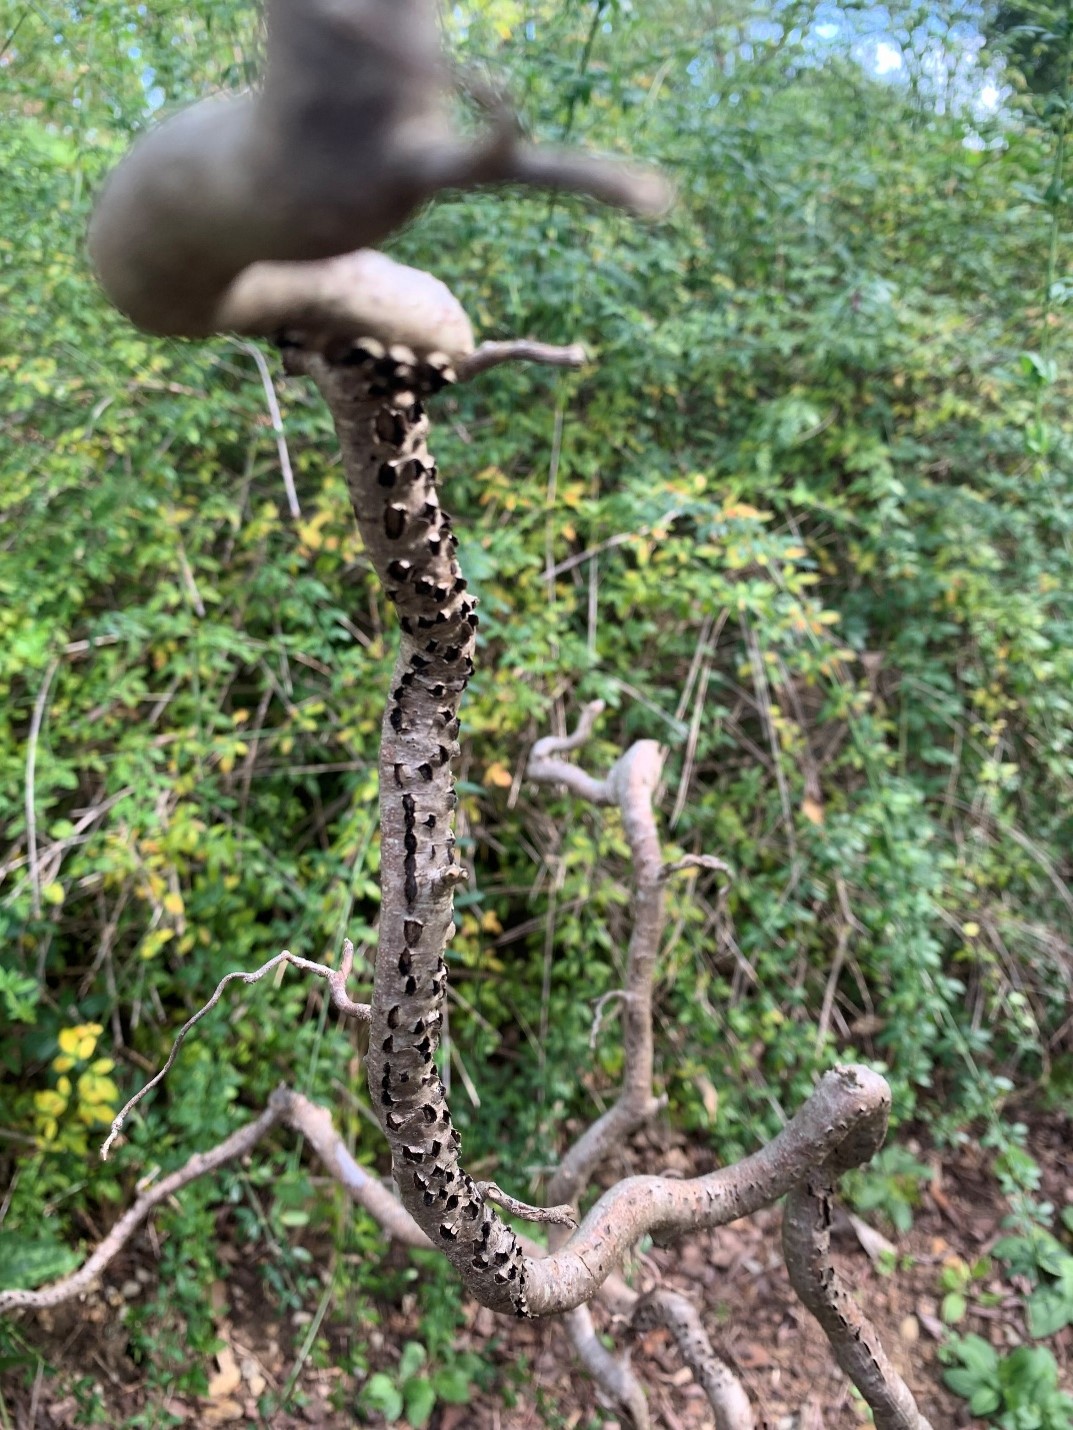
[
  {"left": 398, "top": 1341, "right": 427, "bottom": 1381},
  {"left": 968, "top": 1385, "right": 1001, "bottom": 1416},
  {"left": 360, "top": 1373, "right": 404, "bottom": 1423},
  {"left": 941, "top": 1291, "right": 967, "bottom": 1324},
  {"left": 954, "top": 1334, "right": 1000, "bottom": 1378},
  {"left": 0, "top": 1236, "right": 80, "bottom": 1291},
  {"left": 403, "top": 1377, "right": 436, "bottom": 1428},
  {"left": 944, "top": 1368, "right": 991, "bottom": 1399},
  {"left": 1027, "top": 1286, "right": 1073, "bottom": 1339},
  {"left": 432, "top": 1366, "right": 475, "bottom": 1404}
]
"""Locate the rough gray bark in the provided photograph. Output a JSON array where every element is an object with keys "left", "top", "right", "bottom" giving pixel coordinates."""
[
  {"left": 784, "top": 1171, "right": 935, "bottom": 1430},
  {"left": 277, "top": 336, "right": 934, "bottom": 1429},
  {"left": 287, "top": 341, "right": 532, "bottom": 1315}
]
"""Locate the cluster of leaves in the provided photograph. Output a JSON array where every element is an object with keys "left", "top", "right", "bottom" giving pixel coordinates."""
[
  {"left": 941, "top": 1336, "right": 1073, "bottom": 1427},
  {"left": 1, "top": 0, "right": 1072, "bottom": 1416}
]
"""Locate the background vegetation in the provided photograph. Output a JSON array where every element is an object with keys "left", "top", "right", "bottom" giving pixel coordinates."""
[{"left": 1, "top": 0, "right": 1071, "bottom": 1422}]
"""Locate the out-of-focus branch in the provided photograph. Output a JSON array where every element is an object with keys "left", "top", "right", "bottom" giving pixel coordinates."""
[
  {"left": 533, "top": 709, "right": 668, "bottom": 1210},
  {"left": 0, "top": 1101, "right": 285, "bottom": 1313},
  {"left": 101, "top": 943, "right": 369, "bottom": 1159},
  {"left": 633, "top": 1289, "right": 755, "bottom": 1430},
  {"left": 528, "top": 700, "right": 613, "bottom": 804},
  {"left": 565, "top": 1305, "right": 650, "bottom": 1430},
  {"left": 25, "top": 656, "right": 60, "bottom": 919},
  {"left": 233, "top": 338, "right": 300, "bottom": 519},
  {"left": 783, "top": 1172, "right": 935, "bottom": 1430},
  {"left": 532, "top": 704, "right": 743, "bottom": 1425},
  {"left": 455, "top": 339, "right": 587, "bottom": 381}
]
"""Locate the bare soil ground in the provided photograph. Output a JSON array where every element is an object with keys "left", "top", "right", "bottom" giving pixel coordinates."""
[{"left": 6, "top": 1111, "right": 1072, "bottom": 1429}]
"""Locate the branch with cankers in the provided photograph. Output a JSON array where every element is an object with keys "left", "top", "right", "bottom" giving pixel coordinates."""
[{"left": 17, "top": 251, "right": 938, "bottom": 1427}]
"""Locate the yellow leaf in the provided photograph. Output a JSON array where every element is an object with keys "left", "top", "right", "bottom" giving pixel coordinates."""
[
  {"left": 962, "top": 921, "right": 980, "bottom": 938},
  {"left": 78, "top": 1072, "right": 119, "bottom": 1107},
  {"left": 801, "top": 797, "right": 825, "bottom": 826},
  {"left": 140, "top": 927, "right": 176, "bottom": 961},
  {"left": 76, "top": 1032, "right": 99, "bottom": 1060},
  {"left": 163, "top": 891, "right": 185, "bottom": 917},
  {"left": 57, "top": 1027, "right": 81, "bottom": 1056},
  {"left": 483, "top": 762, "right": 513, "bottom": 789},
  {"left": 52, "top": 1054, "right": 76, "bottom": 1073},
  {"left": 481, "top": 910, "right": 503, "bottom": 935},
  {"left": 42, "top": 880, "right": 65, "bottom": 906},
  {"left": 34, "top": 1089, "right": 68, "bottom": 1117}
]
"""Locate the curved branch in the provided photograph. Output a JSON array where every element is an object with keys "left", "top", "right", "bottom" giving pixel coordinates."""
[
  {"left": 87, "top": 0, "right": 670, "bottom": 342},
  {"left": 541, "top": 729, "right": 667, "bottom": 1209},
  {"left": 528, "top": 700, "right": 615, "bottom": 804},
  {"left": 221, "top": 249, "right": 477, "bottom": 362},
  {"left": 0, "top": 1101, "right": 285, "bottom": 1313},
  {"left": 525, "top": 1063, "right": 891, "bottom": 1315},
  {"left": 633, "top": 1289, "right": 754, "bottom": 1430},
  {"left": 783, "top": 1173, "right": 935, "bottom": 1430}
]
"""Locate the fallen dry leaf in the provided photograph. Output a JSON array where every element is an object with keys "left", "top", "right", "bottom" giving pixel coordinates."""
[{"left": 208, "top": 1345, "right": 242, "bottom": 1399}]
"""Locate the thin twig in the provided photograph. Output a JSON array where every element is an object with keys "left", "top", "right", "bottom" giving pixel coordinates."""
[
  {"left": 456, "top": 339, "right": 587, "bottom": 381},
  {"left": 101, "top": 943, "right": 369, "bottom": 1159},
  {"left": 661, "top": 854, "right": 731, "bottom": 881},
  {"left": 234, "top": 339, "right": 300, "bottom": 518},
  {"left": 25, "top": 656, "right": 59, "bottom": 918},
  {"left": 475, "top": 1181, "right": 577, "bottom": 1227},
  {"left": 0, "top": 1101, "right": 285, "bottom": 1312}
]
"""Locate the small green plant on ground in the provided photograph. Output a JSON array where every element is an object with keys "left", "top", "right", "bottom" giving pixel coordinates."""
[
  {"left": 357, "top": 1339, "right": 485, "bottom": 1428},
  {"left": 842, "top": 1144, "right": 932, "bottom": 1233},
  {"left": 937, "top": 1254, "right": 995, "bottom": 1327},
  {"left": 993, "top": 1208, "right": 1073, "bottom": 1340},
  {"left": 940, "top": 1336, "right": 1073, "bottom": 1429}
]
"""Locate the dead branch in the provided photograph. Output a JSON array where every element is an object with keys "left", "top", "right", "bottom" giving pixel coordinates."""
[
  {"left": 633, "top": 1289, "right": 755, "bottom": 1430},
  {"left": 456, "top": 339, "right": 588, "bottom": 380},
  {"left": 101, "top": 943, "right": 369, "bottom": 1159},
  {"left": 566, "top": 1304, "right": 651, "bottom": 1430},
  {"left": 783, "top": 1172, "right": 935, "bottom": 1430},
  {"left": 0, "top": 1101, "right": 284, "bottom": 1313},
  {"left": 532, "top": 713, "right": 668, "bottom": 1210}
]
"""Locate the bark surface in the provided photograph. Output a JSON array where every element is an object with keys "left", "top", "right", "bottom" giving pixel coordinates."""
[{"left": 292, "top": 342, "right": 530, "bottom": 1314}]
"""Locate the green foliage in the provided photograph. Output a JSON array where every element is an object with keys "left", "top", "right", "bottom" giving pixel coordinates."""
[
  {"left": 843, "top": 1145, "right": 932, "bottom": 1234},
  {"left": 0, "top": 1234, "right": 79, "bottom": 1293},
  {"left": 941, "top": 1334, "right": 1073, "bottom": 1427},
  {"left": 994, "top": 1209, "right": 1073, "bottom": 1340},
  {"left": 358, "top": 1340, "right": 486, "bottom": 1428},
  {"left": 2, "top": 0, "right": 1073, "bottom": 1413},
  {"left": 937, "top": 1253, "right": 996, "bottom": 1326}
]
